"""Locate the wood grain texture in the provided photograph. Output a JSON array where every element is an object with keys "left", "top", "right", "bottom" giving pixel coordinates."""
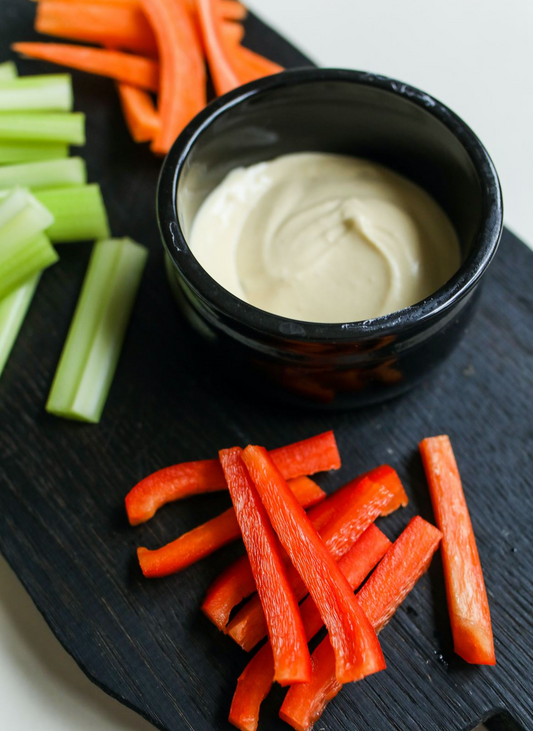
[{"left": 0, "top": 2, "right": 532, "bottom": 730}]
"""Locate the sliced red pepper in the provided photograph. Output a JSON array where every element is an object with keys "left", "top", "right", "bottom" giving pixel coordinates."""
[
  {"left": 242, "top": 446, "right": 386, "bottom": 684},
  {"left": 226, "top": 476, "right": 394, "bottom": 651},
  {"left": 220, "top": 447, "right": 311, "bottom": 685},
  {"left": 125, "top": 431, "right": 340, "bottom": 525},
  {"left": 420, "top": 435, "right": 495, "bottom": 665},
  {"left": 202, "top": 464, "right": 405, "bottom": 630},
  {"left": 137, "top": 476, "right": 324, "bottom": 578},
  {"left": 229, "top": 525, "right": 391, "bottom": 731},
  {"left": 279, "top": 516, "right": 442, "bottom": 731}
]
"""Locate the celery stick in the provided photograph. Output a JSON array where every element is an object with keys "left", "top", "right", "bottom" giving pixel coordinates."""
[
  {"left": 0, "top": 141, "right": 68, "bottom": 164},
  {"left": 0, "top": 273, "right": 40, "bottom": 377},
  {"left": 35, "top": 185, "right": 110, "bottom": 242},
  {"left": 0, "top": 75, "right": 72, "bottom": 112},
  {"left": 0, "top": 112, "right": 85, "bottom": 144},
  {"left": 0, "top": 62, "right": 17, "bottom": 81},
  {"left": 0, "top": 231, "right": 57, "bottom": 300},
  {"left": 0, "top": 191, "right": 57, "bottom": 299},
  {"left": 46, "top": 238, "right": 148, "bottom": 423},
  {"left": 0, "top": 187, "right": 32, "bottom": 227},
  {"left": 0, "top": 157, "right": 86, "bottom": 190}
]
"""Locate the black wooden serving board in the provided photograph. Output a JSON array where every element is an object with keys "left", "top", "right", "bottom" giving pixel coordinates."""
[{"left": 1, "top": 2, "right": 532, "bottom": 730}]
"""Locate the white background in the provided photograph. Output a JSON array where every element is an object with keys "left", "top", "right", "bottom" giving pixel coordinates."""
[{"left": 2, "top": 1, "right": 531, "bottom": 729}]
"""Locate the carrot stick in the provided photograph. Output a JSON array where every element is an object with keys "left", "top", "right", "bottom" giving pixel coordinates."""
[
  {"left": 33, "top": 0, "right": 246, "bottom": 19},
  {"left": 221, "top": 448, "right": 311, "bottom": 685},
  {"left": 140, "top": 0, "right": 206, "bottom": 154},
  {"left": 221, "top": 22, "right": 245, "bottom": 44},
  {"left": 279, "top": 517, "right": 442, "bottom": 731},
  {"left": 230, "top": 44, "right": 283, "bottom": 80},
  {"left": 35, "top": 1, "right": 158, "bottom": 56},
  {"left": 196, "top": 0, "right": 241, "bottom": 95},
  {"left": 201, "top": 465, "right": 405, "bottom": 630},
  {"left": 229, "top": 525, "right": 391, "bottom": 731},
  {"left": 117, "top": 83, "right": 159, "bottom": 142},
  {"left": 218, "top": 0, "right": 247, "bottom": 20},
  {"left": 242, "top": 446, "right": 386, "bottom": 684},
  {"left": 12, "top": 43, "right": 159, "bottom": 91},
  {"left": 136, "top": 476, "right": 325, "bottom": 577},
  {"left": 420, "top": 435, "right": 496, "bottom": 665}
]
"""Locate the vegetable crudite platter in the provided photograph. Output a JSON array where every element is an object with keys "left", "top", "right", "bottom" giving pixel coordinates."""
[{"left": 1, "top": 1, "right": 533, "bottom": 730}]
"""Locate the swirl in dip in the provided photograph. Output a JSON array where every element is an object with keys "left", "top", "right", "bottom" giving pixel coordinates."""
[{"left": 188, "top": 153, "right": 461, "bottom": 323}]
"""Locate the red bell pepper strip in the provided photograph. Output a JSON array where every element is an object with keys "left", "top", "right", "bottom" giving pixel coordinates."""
[
  {"left": 420, "top": 435, "right": 496, "bottom": 665},
  {"left": 202, "top": 464, "right": 405, "bottom": 630},
  {"left": 310, "top": 464, "right": 408, "bottom": 527},
  {"left": 125, "top": 431, "right": 340, "bottom": 525},
  {"left": 137, "top": 476, "right": 325, "bottom": 578},
  {"left": 280, "top": 516, "right": 442, "bottom": 731},
  {"left": 220, "top": 447, "right": 311, "bottom": 685},
  {"left": 241, "top": 446, "right": 386, "bottom": 684},
  {"left": 226, "top": 476, "right": 394, "bottom": 651},
  {"left": 229, "top": 524, "right": 391, "bottom": 731}
]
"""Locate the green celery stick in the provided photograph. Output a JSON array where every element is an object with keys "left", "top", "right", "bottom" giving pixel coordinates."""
[
  {"left": 0, "top": 62, "right": 17, "bottom": 81},
  {"left": 0, "top": 190, "right": 57, "bottom": 299},
  {"left": 47, "top": 238, "right": 148, "bottom": 423},
  {"left": 0, "top": 112, "right": 85, "bottom": 144},
  {"left": 0, "top": 157, "right": 86, "bottom": 189},
  {"left": 0, "top": 186, "right": 31, "bottom": 227},
  {"left": 0, "top": 273, "right": 40, "bottom": 377},
  {"left": 0, "top": 231, "right": 57, "bottom": 300},
  {"left": 0, "top": 140, "right": 69, "bottom": 164},
  {"left": 35, "top": 184, "right": 110, "bottom": 242},
  {"left": 0, "top": 74, "right": 72, "bottom": 112}
]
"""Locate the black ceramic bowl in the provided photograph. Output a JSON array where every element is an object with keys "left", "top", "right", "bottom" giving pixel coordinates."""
[{"left": 157, "top": 68, "right": 503, "bottom": 409}]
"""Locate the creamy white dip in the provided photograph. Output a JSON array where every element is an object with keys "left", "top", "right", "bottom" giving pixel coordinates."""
[{"left": 188, "top": 153, "right": 461, "bottom": 323}]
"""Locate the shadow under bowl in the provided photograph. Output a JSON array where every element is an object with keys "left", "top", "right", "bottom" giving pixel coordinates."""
[{"left": 157, "top": 68, "right": 503, "bottom": 409}]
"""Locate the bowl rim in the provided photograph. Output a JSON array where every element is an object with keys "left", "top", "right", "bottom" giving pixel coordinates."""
[{"left": 157, "top": 67, "right": 503, "bottom": 341}]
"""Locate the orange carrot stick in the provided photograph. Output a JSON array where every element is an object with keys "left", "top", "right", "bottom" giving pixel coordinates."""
[
  {"left": 141, "top": 0, "right": 206, "bottom": 154},
  {"left": 117, "top": 83, "right": 159, "bottom": 142},
  {"left": 196, "top": 0, "right": 241, "bottom": 95},
  {"left": 218, "top": 0, "right": 247, "bottom": 20},
  {"left": 420, "top": 435, "right": 496, "bottom": 665},
  {"left": 231, "top": 44, "right": 283, "bottom": 79},
  {"left": 35, "top": 1, "right": 158, "bottom": 56},
  {"left": 221, "top": 21, "right": 245, "bottom": 44},
  {"left": 33, "top": 0, "right": 246, "bottom": 18},
  {"left": 13, "top": 42, "right": 159, "bottom": 91}
]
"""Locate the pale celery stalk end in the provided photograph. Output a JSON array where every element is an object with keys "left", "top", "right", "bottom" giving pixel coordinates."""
[
  {"left": 0, "top": 156, "right": 87, "bottom": 190},
  {"left": 35, "top": 184, "right": 110, "bottom": 243},
  {"left": 0, "top": 192, "right": 57, "bottom": 299},
  {"left": 0, "top": 112, "right": 86, "bottom": 144},
  {"left": 0, "top": 74, "right": 73, "bottom": 112},
  {"left": 0, "top": 62, "right": 17, "bottom": 81},
  {"left": 46, "top": 238, "right": 148, "bottom": 423},
  {"left": 0, "top": 141, "right": 69, "bottom": 165},
  {"left": 0, "top": 273, "right": 40, "bottom": 377}
]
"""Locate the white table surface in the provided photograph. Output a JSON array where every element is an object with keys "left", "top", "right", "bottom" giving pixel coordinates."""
[{"left": 2, "top": 1, "right": 531, "bottom": 729}]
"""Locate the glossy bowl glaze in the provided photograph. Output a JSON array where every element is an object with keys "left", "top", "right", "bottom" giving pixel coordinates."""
[{"left": 157, "top": 69, "right": 503, "bottom": 408}]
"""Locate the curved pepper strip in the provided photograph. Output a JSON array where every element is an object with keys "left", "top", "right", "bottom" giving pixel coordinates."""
[
  {"left": 229, "top": 524, "right": 392, "bottom": 731},
  {"left": 279, "top": 516, "right": 442, "bottom": 731},
  {"left": 220, "top": 447, "right": 311, "bottom": 685},
  {"left": 226, "top": 475, "right": 394, "bottom": 651},
  {"left": 242, "top": 446, "right": 386, "bottom": 684},
  {"left": 202, "top": 465, "right": 406, "bottom": 630},
  {"left": 420, "top": 435, "right": 495, "bottom": 665},
  {"left": 137, "top": 476, "right": 325, "bottom": 578},
  {"left": 126, "top": 431, "right": 340, "bottom": 525}
]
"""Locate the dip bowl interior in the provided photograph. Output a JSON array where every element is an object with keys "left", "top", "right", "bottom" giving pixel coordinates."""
[{"left": 158, "top": 68, "right": 503, "bottom": 409}]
